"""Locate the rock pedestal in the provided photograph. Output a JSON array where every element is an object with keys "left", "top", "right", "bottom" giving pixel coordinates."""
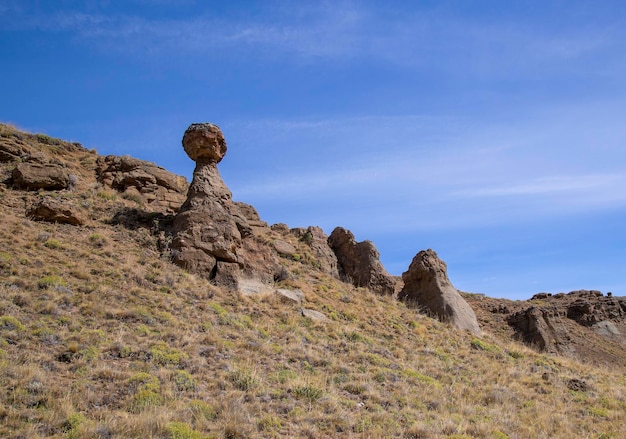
[
  {"left": 170, "top": 123, "right": 279, "bottom": 290},
  {"left": 399, "top": 249, "right": 480, "bottom": 334}
]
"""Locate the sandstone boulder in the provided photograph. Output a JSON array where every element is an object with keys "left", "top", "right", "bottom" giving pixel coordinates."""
[
  {"left": 170, "top": 123, "right": 281, "bottom": 291},
  {"left": 273, "top": 240, "right": 297, "bottom": 258},
  {"left": 96, "top": 155, "right": 188, "bottom": 213},
  {"left": 27, "top": 197, "right": 85, "bottom": 225},
  {"left": 328, "top": 227, "right": 394, "bottom": 295},
  {"left": 399, "top": 249, "right": 480, "bottom": 334},
  {"left": 12, "top": 162, "right": 70, "bottom": 190},
  {"left": 275, "top": 288, "right": 305, "bottom": 304},
  {"left": 301, "top": 308, "right": 329, "bottom": 322}
]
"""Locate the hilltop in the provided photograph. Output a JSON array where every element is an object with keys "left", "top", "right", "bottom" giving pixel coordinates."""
[{"left": 0, "top": 122, "right": 624, "bottom": 439}]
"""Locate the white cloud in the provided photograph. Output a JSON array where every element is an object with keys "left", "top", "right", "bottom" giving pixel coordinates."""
[{"left": 6, "top": 1, "right": 624, "bottom": 79}]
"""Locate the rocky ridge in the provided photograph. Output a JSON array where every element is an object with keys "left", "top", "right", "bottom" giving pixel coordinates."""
[{"left": 1, "top": 122, "right": 625, "bottom": 368}]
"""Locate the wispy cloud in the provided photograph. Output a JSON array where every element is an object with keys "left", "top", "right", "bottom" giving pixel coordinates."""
[
  {"left": 4, "top": 1, "right": 624, "bottom": 78},
  {"left": 455, "top": 174, "right": 625, "bottom": 197}
]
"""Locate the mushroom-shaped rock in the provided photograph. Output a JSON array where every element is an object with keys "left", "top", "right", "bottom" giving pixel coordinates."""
[
  {"left": 182, "top": 123, "right": 227, "bottom": 164},
  {"left": 171, "top": 123, "right": 281, "bottom": 291},
  {"left": 328, "top": 227, "right": 395, "bottom": 295},
  {"left": 399, "top": 249, "right": 480, "bottom": 335}
]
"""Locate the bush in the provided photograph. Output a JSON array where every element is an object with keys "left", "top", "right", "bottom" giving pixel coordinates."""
[
  {"left": 44, "top": 238, "right": 62, "bottom": 249},
  {"left": 38, "top": 275, "right": 66, "bottom": 289},
  {"left": 165, "top": 422, "right": 210, "bottom": 439}
]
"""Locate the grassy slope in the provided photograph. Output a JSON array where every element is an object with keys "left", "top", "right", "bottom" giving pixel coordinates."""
[{"left": 0, "top": 124, "right": 625, "bottom": 438}]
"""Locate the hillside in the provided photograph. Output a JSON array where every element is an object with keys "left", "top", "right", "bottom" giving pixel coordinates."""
[{"left": 0, "top": 122, "right": 625, "bottom": 439}]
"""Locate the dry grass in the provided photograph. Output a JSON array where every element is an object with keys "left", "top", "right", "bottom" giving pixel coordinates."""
[{"left": 1, "top": 123, "right": 625, "bottom": 438}]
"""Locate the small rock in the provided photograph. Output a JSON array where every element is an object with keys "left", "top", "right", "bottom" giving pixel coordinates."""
[
  {"left": 273, "top": 240, "right": 297, "bottom": 257},
  {"left": 300, "top": 308, "right": 329, "bottom": 322},
  {"left": 566, "top": 378, "right": 590, "bottom": 392},
  {"left": 275, "top": 288, "right": 305, "bottom": 304}
]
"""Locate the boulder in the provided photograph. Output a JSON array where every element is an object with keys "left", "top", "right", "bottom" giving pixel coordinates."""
[
  {"left": 327, "top": 227, "right": 394, "bottom": 294},
  {"left": 27, "top": 197, "right": 85, "bottom": 225},
  {"left": 12, "top": 162, "right": 70, "bottom": 190},
  {"left": 96, "top": 155, "right": 188, "bottom": 213},
  {"left": 301, "top": 308, "right": 329, "bottom": 322},
  {"left": 170, "top": 123, "right": 281, "bottom": 291},
  {"left": 399, "top": 249, "right": 480, "bottom": 334},
  {"left": 275, "top": 288, "right": 305, "bottom": 304},
  {"left": 273, "top": 240, "right": 297, "bottom": 258}
]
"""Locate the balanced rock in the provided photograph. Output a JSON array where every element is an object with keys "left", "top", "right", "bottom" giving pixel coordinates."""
[
  {"left": 170, "top": 123, "right": 280, "bottom": 290},
  {"left": 399, "top": 249, "right": 480, "bottom": 334},
  {"left": 328, "top": 227, "right": 394, "bottom": 295}
]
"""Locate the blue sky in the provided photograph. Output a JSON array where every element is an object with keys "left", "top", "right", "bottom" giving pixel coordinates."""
[{"left": 2, "top": 1, "right": 626, "bottom": 299}]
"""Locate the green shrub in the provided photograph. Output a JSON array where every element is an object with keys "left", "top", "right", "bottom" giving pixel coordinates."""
[
  {"left": 293, "top": 385, "right": 323, "bottom": 401},
  {"left": 470, "top": 338, "right": 498, "bottom": 352},
  {"left": 173, "top": 370, "right": 197, "bottom": 392},
  {"left": 44, "top": 238, "right": 62, "bottom": 249},
  {"left": 230, "top": 368, "right": 257, "bottom": 391},
  {"left": 38, "top": 275, "right": 66, "bottom": 289},
  {"left": 165, "top": 422, "right": 210, "bottom": 439},
  {"left": 149, "top": 342, "right": 188, "bottom": 366},
  {"left": 0, "top": 316, "right": 25, "bottom": 331}
]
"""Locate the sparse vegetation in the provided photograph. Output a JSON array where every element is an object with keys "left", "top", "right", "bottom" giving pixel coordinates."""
[{"left": 0, "top": 123, "right": 624, "bottom": 438}]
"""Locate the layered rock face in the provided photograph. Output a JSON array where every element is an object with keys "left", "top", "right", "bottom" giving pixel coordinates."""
[
  {"left": 399, "top": 249, "right": 480, "bottom": 334},
  {"left": 96, "top": 155, "right": 188, "bottom": 213},
  {"left": 170, "top": 123, "right": 280, "bottom": 290},
  {"left": 328, "top": 227, "right": 395, "bottom": 295}
]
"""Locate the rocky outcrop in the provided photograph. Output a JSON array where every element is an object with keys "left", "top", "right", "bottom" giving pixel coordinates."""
[
  {"left": 170, "top": 123, "right": 281, "bottom": 291},
  {"left": 27, "top": 196, "right": 85, "bottom": 225},
  {"left": 399, "top": 249, "right": 480, "bottom": 334},
  {"left": 328, "top": 227, "right": 394, "bottom": 294},
  {"left": 232, "top": 202, "right": 270, "bottom": 236},
  {"left": 12, "top": 162, "right": 71, "bottom": 190},
  {"left": 1, "top": 141, "right": 33, "bottom": 163},
  {"left": 290, "top": 226, "right": 339, "bottom": 277},
  {"left": 506, "top": 290, "right": 625, "bottom": 354},
  {"left": 96, "top": 155, "right": 188, "bottom": 213},
  {"left": 507, "top": 307, "right": 570, "bottom": 353}
]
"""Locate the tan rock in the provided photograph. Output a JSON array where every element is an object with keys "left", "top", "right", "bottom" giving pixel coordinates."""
[
  {"left": 328, "top": 227, "right": 394, "bottom": 295},
  {"left": 399, "top": 249, "right": 480, "bottom": 335},
  {"left": 171, "top": 123, "right": 282, "bottom": 291},
  {"left": 182, "top": 123, "right": 227, "bottom": 164},
  {"left": 27, "top": 196, "right": 85, "bottom": 225},
  {"left": 12, "top": 163, "right": 70, "bottom": 190}
]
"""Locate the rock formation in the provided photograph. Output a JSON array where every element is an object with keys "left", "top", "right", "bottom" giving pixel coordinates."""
[
  {"left": 27, "top": 196, "right": 85, "bottom": 225},
  {"left": 507, "top": 307, "right": 569, "bottom": 353},
  {"left": 290, "top": 226, "right": 339, "bottom": 277},
  {"left": 12, "top": 162, "right": 71, "bottom": 190},
  {"left": 505, "top": 290, "right": 625, "bottom": 355},
  {"left": 399, "top": 249, "right": 480, "bottom": 334},
  {"left": 170, "top": 123, "right": 280, "bottom": 291},
  {"left": 96, "top": 155, "right": 188, "bottom": 213},
  {"left": 328, "top": 227, "right": 395, "bottom": 295}
]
